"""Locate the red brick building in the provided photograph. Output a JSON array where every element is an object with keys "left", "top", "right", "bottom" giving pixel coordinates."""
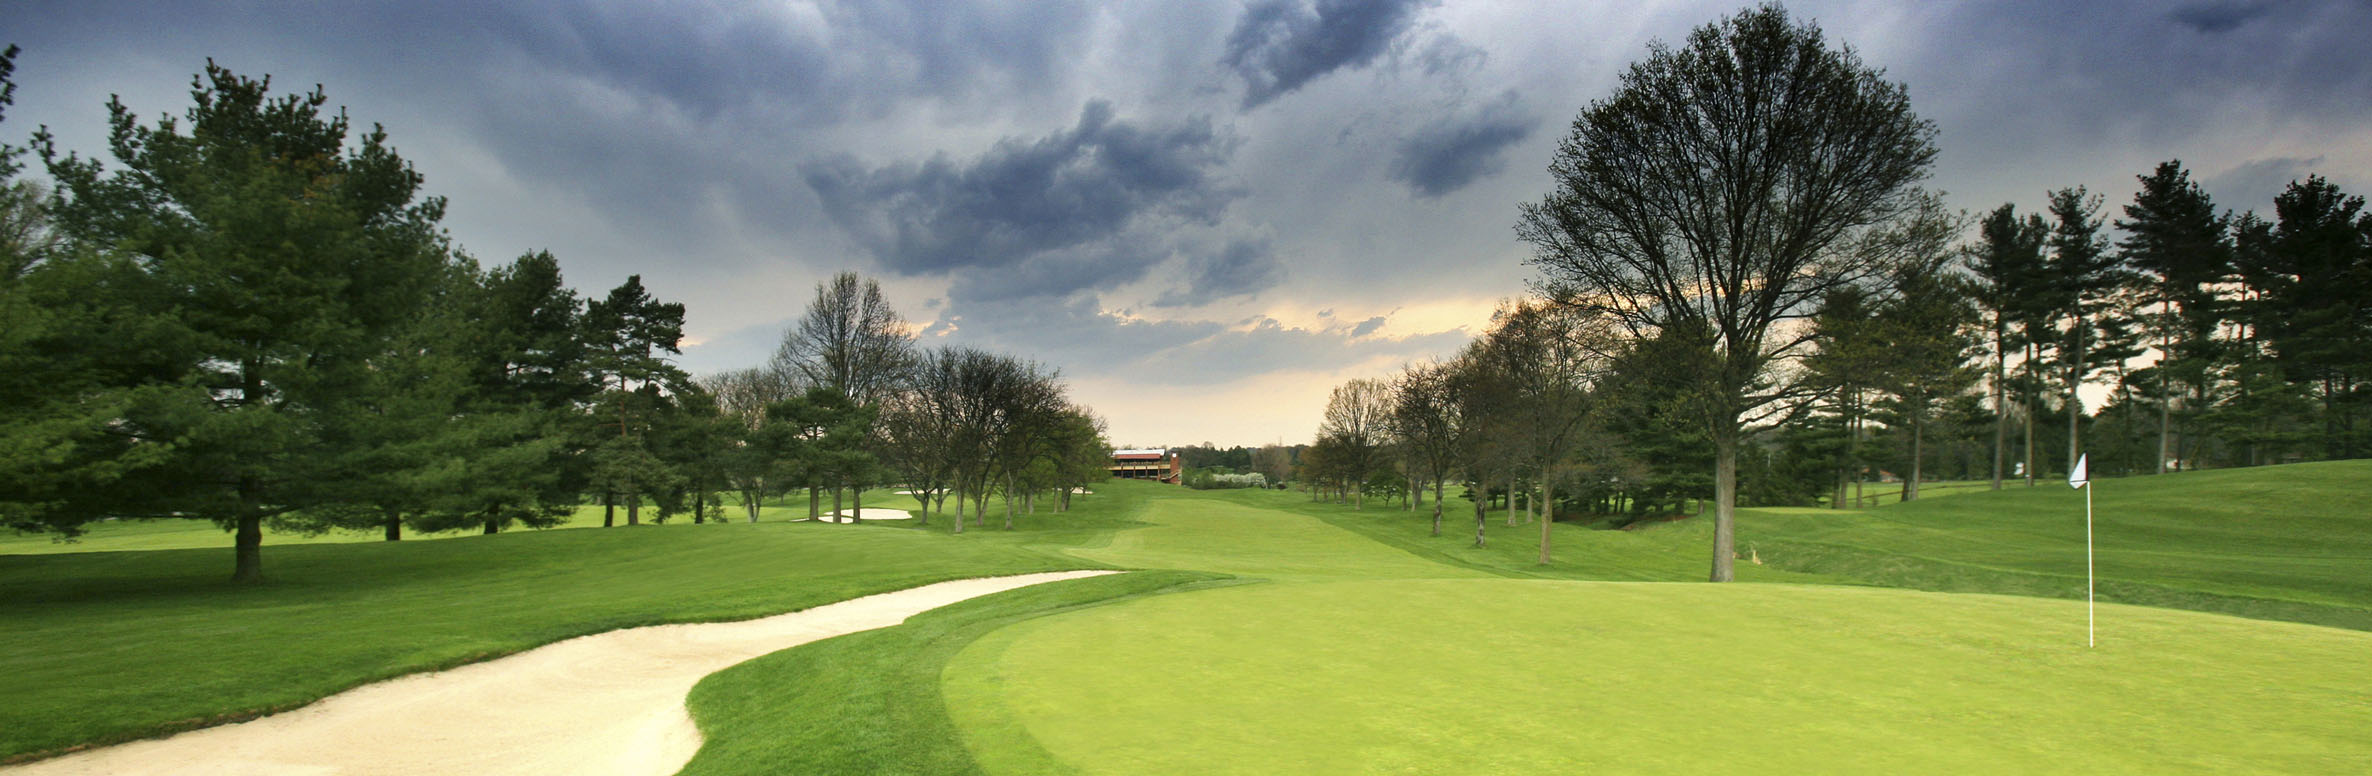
[{"left": 1109, "top": 448, "right": 1182, "bottom": 484}]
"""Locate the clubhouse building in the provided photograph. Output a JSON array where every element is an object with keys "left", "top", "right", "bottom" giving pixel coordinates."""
[{"left": 1109, "top": 448, "right": 1183, "bottom": 484}]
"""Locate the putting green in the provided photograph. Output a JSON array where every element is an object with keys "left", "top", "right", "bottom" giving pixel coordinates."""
[{"left": 946, "top": 579, "right": 2372, "bottom": 774}]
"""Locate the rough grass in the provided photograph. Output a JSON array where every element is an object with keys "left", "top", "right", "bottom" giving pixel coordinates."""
[
  {"left": 0, "top": 485, "right": 1130, "bottom": 762},
  {"left": 947, "top": 578, "right": 2372, "bottom": 774}
]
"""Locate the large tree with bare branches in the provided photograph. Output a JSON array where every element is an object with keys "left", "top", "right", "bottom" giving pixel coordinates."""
[
  {"left": 1318, "top": 378, "right": 1393, "bottom": 510},
  {"left": 1517, "top": 3, "right": 1937, "bottom": 581}
]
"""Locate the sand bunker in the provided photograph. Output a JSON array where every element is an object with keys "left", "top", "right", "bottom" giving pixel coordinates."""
[
  {"left": 6, "top": 570, "right": 1115, "bottom": 776},
  {"left": 810, "top": 507, "right": 914, "bottom": 523}
]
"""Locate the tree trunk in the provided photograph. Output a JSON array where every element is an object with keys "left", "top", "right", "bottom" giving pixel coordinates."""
[
  {"left": 383, "top": 509, "right": 402, "bottom": 541},
  {"left": 1505, "top": 478, "right": 1517, "bottom": 527},
  {"left": 1431, "top": 478, "right": 1445, "bottom": 537},
  {"left": 1905, "top": 411, "right": 1924, "bottom": 502},
  {"left": 232, "top": 503, "right": 264, "bottom": 583},
  {"left": 833, "top": 484, "right": 844, "bottom": 523},
  {"left": 694, "top": 491, "right": 706, "bottom": 524},
  {"left": 2156, "top": 364, "right": 2172, "bottom": 475},
  {"left": 1026, "top": 490, "right": 1035, "bottom": 515},
  {"left": 1991, "top": 321, "right": 2008, "bottom": 490},
  {"left": 748, "top": 491, "right": 760, "bottom": 523},
  {"left": 852, "top": 486, "right": 863, "bottom": 524},
  {"left": 627, "top": 494, "right": 639, "bottom": 526},
  {"left": 1003, "top": 474, "right": 1015, "bottom": 530},
  {"left": 953, "top": 487, "right": 966, "bottom": 534},
  {"left": 483, "top": 515, "right": 499, "bottom": 535},
  {"left": 809, "top": 485, "right": 821, "bottom": 520},
  {"left": 1537, "top": 473, "right": 1554, "bottom": 565},
  {"left": 1710, "top": 425, "right": 1738, "bottom": 583},
  {"left": 1473, "top": 482, "right": 1488, "bottom": 549},
  {"left": 603, "top": 493, "right": 615, "bottom": 527}
]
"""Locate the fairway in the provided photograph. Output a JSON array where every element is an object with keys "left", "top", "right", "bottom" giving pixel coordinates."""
[
  {"left": 946, "top": 579, "right": 2372, "bottom": 774},
  {"left": 1069, "top": 493, "right": 1492, "bottom": 580}
]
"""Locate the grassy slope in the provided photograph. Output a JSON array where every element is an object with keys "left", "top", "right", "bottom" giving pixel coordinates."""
[
  {"left": 1257, "top": 463, "right": 2372, "bottom": 630},
  {"left": 0, "top": 485, "right": 1130, "bottom": 762},
  {"left": 947, "top": 579, "right": 2372, "bottom": 775},
  {"left": 1733, "top": 460, "right": 2372, "bottom": 630},
  {"left": 679, "top": 570, "right": 1238, "bottom": 776}
]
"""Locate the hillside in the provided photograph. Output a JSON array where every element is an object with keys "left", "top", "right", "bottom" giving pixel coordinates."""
[{"left": 1728, "top": 460, "right": 2372, "bottom": 630}]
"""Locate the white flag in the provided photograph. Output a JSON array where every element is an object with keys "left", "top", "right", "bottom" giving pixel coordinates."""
[{"left": 2068, "top": 454, "right": 2089, "bottom": 489}]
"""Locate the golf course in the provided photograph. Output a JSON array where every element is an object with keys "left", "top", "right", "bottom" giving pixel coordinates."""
[{"left": 6, "top": 462, "right": 2368, "bottom": 773}]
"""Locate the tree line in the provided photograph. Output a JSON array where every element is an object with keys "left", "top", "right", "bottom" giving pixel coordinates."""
[
  {"left": 0, "top": 52, "right": 1109, "bottom": 581},
  {"left": 1301, "top": 5, "right": 2372, "bottom": 580}
]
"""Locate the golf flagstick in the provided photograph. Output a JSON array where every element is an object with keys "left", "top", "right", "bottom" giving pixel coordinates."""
[{"left": 2070, "top": 454, "right": 2091, "bottom": 647}]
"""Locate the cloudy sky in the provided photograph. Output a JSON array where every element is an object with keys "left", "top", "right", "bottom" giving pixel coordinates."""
[{"left": 8, "top": 0, "right": 2368, "bottom": 446}]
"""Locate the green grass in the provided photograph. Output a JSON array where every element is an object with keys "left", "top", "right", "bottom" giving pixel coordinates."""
[
  {"left": 1219, "top": 486, "right": 1834, "bottom": 583},
  {"left": 11, "top": 464, "right": 2370, "bottom": 771},
  {"left": 678, "top": 570, "right": 1237, "bottom": 776},
  {"left": 0, "top": 484, "right": 1132, "bottom": 762},
  {"left": 0, "top": 487, "right": 923, "bottom": 555},
  {"left": 946, "top": 579, "right": 2372, "bottom": 774},
  {"left": 1728, "top": 460, "right": 2372, "bottom": 630}
]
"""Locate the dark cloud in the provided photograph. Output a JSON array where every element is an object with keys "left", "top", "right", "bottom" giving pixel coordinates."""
[
  {"left": 1348, "top": 316, "right": 1386, "bottom": 337},
  {"left": 804, "top": 100, "right": 1240, "bottom": 301},
  {"left": 1153, "top": 239, "right": 1286, "bottom": 308},
  {"left": 2202, "top": 156, "right": 2328, "bottom": 213},
  {"left": 1387, "top": 90, "right": 1537, "bottom": 197},
  {"left": 1223, "top": 0, "right": 1434, "bottom": 109},
  {"left": 463, "top": 0, "right": 1096, "bottom": 122},
  {"left": 2169, "top": 1, "right": 2278, "bottom": 34}
]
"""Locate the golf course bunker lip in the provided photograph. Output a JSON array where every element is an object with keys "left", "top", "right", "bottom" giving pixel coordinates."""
[
  {"left": 2, "top": 570, "right": 1116, "bottom": 776},
  {"left": 809, "top": 508, "right": 915, "bottom": 523}
]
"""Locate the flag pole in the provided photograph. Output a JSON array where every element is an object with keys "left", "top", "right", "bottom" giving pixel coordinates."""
[{"left": 2070, "top": 453, "right": 2093, "bottom": 648}]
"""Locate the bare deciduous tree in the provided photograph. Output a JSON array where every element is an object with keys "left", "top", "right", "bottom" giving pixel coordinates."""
[
  {"left": 1318, "top": 378, "right": 1392, "bottom": 510},
  {"left": 1518, "top": 4, "right": 1937, "bottom": 581}
]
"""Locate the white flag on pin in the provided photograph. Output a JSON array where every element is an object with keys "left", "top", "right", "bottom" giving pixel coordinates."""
[{"left": 2068, "top": 454, "right": 2089, "bottom": 489}]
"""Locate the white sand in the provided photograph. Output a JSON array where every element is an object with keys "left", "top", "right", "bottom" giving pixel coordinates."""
[
  {"left": 4, "top": 570, "right": 1116, "bottom": 776},
  {"left": 809, "top": 507, "right": 914, "bottom": 523}
]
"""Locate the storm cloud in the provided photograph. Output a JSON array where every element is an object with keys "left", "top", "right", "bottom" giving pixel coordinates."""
[
  {"left": 9, "top": 0, "right": 2369, "bottom": 445},
  {"left": 2169, "top": 1, "right": 2280, "bottom": 34},
  {"left": 1153, "top": 239, "right": 1286, "bottom": 308},
  {"left": 804, "top": 100, "right": 1240, "bottom": 300},
  {"left": 1387, "top": 91, "right": 1538, "bottom": 198},
  {"left": 1223, "top": 0, "right": 1434, "bottom": 109}
]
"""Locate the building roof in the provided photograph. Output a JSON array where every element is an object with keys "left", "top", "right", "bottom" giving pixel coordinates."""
[{"left": 1112, "top": 448, "right": 1168, "bottom": 459}]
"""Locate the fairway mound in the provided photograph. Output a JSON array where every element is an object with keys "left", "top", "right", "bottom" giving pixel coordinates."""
[
  {"left": 6, "top": 571, "right": 1114, "bottom": 776},
  {"left": 810, "top": 508, "right": 914, "bottom": 523}
]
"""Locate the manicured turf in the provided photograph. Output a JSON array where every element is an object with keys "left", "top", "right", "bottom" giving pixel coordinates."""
[
  {"left": 677, "top": 570, "right": 1236, "bottom": 776},
  {"left": 0, "top": 487, "right": 918, "bottom": 555},
  {"left": 946, "top": 579, "right": 2372, "bottom": 774},
  {"left": 1732, "top": 460, "right": 2372, "bottom": 630},
  {"left": 11, "top": 463, "right": 2368, "bottom": 771},
  {"left": 0, "top": 485, "right": 1125, "bottom": 762},
  {"left": 1068, "top": 491, "right": 1495, "bottom": 580}
]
